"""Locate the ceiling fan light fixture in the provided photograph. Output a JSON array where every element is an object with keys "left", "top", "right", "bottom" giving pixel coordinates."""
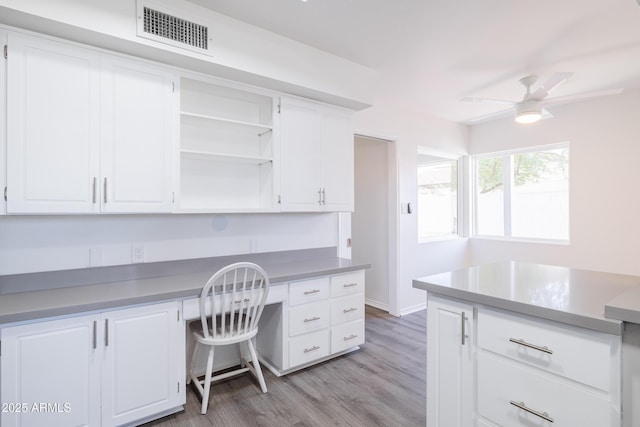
[{"left": 515, "top": 100, "right": 542, "bottom": 124}]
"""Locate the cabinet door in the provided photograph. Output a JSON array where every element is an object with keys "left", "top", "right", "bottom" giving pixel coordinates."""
[
  {"left": 0, "top": 30, "right": 7, "bottom": 215},
  {"left": 0, "top": 315, "right": 101, "bottom": 427},
  {"left": 321, "top": 108, "right": 354, "bottom": 211},
  {"left": 279, "top": 97, "right": 323, "bottom": 211},
  {"left": 427, "top": 295, "right": 474, "bottom": 427},
  {"left": 101, "top": 301, "right": 185, "bottom": 427},
  {"left": 6, "top": 33, "right": 100, "bottom": 213},
  {"left": 100, "top": 55, "right": 176, "bottom": 213}
]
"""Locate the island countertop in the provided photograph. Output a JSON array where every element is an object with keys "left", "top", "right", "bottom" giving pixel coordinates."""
[{"left": 413, "top": 261, "right": 640, "bottom": 335}]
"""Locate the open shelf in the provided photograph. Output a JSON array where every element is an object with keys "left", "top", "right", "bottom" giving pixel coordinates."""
[
  {"left": 180, "top": 111, "right": 273, "bottom": 135},
  {"left": 180, "top": 149, "right": 272, "bottom": 165}
]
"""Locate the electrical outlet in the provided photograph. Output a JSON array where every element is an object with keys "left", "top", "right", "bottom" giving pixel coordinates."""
[{"left": 132, "top": 244, "right": 145, "bottom": 263}]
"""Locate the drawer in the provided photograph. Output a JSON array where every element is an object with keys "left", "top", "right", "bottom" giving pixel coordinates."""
[
  {"left": 330, "top": 270, "right": 365, "bottom": 298},
  {"left": 289, "top": 277, "right": 330, "bottom": 306},
  {"left": 330, "top": 293, "right": 364, "bottom": 326},
  {"left": 289, "top": 300, "right": 330, "bottom": 337},
  {"left": 331, "top": 320, "right": 364, "bottom": 353},
  {"left": 478, "top": 351, "right": 615, "bottom": 427},
  {"left": 289, "top": 329, "right": 330, "bottom": 368},
  {"left": 478, "top": 308, "right": 616, "bottom": 391}
]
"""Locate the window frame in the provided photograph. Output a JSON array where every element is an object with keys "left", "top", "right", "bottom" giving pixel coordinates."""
[
  {"left": 417, "top": 148, "right": 464, "bottom": 243},
  {"left": 471, "top": 142, "right": 570, "bottom": 244}
]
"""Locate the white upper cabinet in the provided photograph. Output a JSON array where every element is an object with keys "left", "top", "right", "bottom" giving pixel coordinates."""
[
  {"left": 6, "top": 32, "right": 101, "bottom": 214},
  {"left": 6, "top": 32, "right": 177, "bottom": 214},
  {"left": 100, "top": 55, "right": 176, "bottom": 213},
  {"left": 279, "top": 97, "right": 354, "bottom": 212},
  {"left": 177, "top": 77, "right": 277, "bottom": 212}
]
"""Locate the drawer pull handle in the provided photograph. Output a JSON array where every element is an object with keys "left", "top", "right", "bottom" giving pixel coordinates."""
[
  {"left": 304, "top": 289, "right": 321, "bottom": 295},
  {"left": 234, "top": 298, "right": 250, "bottom": 304},
  {"left": 510, "top": 400, "right": 554, "bottom": 423},
  {"left": 304, "top": 316, "right": 321, "bottom": 323},
  {"left": 343, "top": 307, "right": 358, "bottom": 313},
  {"left": 509, "top": 338, "right": 553, "bottom": 354},
  {"left": 343, "top": 283, "right": 358, "bottom": 288},
  {"left": 344, "top": 334, "right": 358, "bottom": 341},
  {"left": 304, "top": 345, "right": 320, "bottom": 353}
]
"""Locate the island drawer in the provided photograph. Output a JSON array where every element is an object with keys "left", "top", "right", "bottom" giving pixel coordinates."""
[
  {"left": 478, "top": 351, "right": 615, "bottom": 427},
  {"left": 477, "top": 307, "right": 616, "bottom": 391},
  {"left": 331, "top": 320, "right": 364, "bottom": 353}
]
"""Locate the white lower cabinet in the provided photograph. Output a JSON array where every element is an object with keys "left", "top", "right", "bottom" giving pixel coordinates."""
[
  {"left": 0, "top": 301, "right": 185, "bottom": 427},
  {"left": 426, "top": 294, "right": 475, "bottom": 427},
  {"left": 257, "top": 270, "right": 365, "bottom": 375},
  {"left": 426, "top": 294, "right": 622, "bottom": 427}
]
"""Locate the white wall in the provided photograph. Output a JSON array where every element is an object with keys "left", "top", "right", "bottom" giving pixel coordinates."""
[
  {"left": 468, "top": 88, "right": 640, "bottom": 276},
  {"left": 0, "top": 213, "right": 339, "bottom": 275},
  {"left": 353, "top": 103, "right": 470, "bottom": 315}
]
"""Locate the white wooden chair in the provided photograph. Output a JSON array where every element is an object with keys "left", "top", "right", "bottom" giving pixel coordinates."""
[{"left": 187, "top": 262, "right": 270, "bottom": 414}]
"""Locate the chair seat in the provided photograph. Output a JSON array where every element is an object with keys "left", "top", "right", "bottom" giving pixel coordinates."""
[{"left": 189, "top": 318, "right": 258, "bottom": 345}]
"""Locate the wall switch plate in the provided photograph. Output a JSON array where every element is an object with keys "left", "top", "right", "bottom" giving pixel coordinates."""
[{"left": 132, "top": 244, "right": 145, "bottom": 263}]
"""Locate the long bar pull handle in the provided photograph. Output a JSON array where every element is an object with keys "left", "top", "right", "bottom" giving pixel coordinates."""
[
  {"left": 104, "top": 319, "right": 109, "bottom": 347},
  {"left": 304, "top": 345, "right": 320, "bottom": 353},
  {"left": 92, "top": 178, "right": 97, "bottom": 204},
  {"left": 321, "top": 188, "right": 326, "bottom": 205},
  {"left": 304, "top": 289, "right": 321, "bottom": 295},
  {"left": 343, "top": 283, "right": 358, "bottom": 288},
  {"left": 318, "top": 188, "right": 322, "bottom": 205},
  {"left": 509, "top": 338, "right": 553, "bottom": 354},
  {"left": 92, "top": 321, "right": 97, "bottom": 349},
  {"left": 461, "top": 312, "right": 468, "bottom": 345},
  {"left": 510, "top": 400, "right": 554, "bottom": 423},
  {"left": 304, "top": 316, "right": 321, "bottom": 323},
  {"left": 344, "top": 334, "right": 358, "bottom": 341},
  {"left": 343, "top": 307, "right": 358, "bottom": 313},
  {"left": 103, "top": 178, "right": 108, "bottom": 204}
]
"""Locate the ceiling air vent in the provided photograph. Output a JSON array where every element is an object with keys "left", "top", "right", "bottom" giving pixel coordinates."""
[{"left": 136, "top": 1, "right": 212, "bottom": 55}]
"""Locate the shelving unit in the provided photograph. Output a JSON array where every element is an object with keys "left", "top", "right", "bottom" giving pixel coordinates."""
[{"left": 178, "top": 77, "right": 277, "bottom": 211}]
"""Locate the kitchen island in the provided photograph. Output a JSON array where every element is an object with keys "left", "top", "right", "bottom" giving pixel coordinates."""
[{"left": 413, "top": 261, "right": 640, "bottom": 427}]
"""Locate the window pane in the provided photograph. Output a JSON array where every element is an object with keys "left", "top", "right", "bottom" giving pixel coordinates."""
[
  {"left": 476, "top": 156, "right": 504, "bottom": 236},
  {"left": 418, "top": 159, "right": 457, "bottom": 239},
  {"left": 511, "top": 147, "right": 569, "bottom": 239}
]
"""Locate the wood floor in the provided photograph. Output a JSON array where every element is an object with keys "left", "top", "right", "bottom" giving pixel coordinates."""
[{"left": 145, "top": 306, "right": 426, "bottom": 427}]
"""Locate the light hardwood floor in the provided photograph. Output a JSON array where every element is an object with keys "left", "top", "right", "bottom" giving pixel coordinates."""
[{"left": 145, "top": 306, "right": 426, "bottom": 427}]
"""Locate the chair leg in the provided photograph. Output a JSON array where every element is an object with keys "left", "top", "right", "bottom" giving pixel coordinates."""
[
  {"left": 246, "top": 339, "right": 267, "bottom": 393},
  {"left": 200, "top": 346, "right": 215, "bottom": 415}
]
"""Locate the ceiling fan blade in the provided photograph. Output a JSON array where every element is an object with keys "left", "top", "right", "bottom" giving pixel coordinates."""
[
  {"left": 544, "top": 88, "right": 623, "bottom": 105},
  {"left": 459, "top": 96, "right": 515, "bottom": 106},
  {"left": 465, "top": 107, "right": 514, "bottom": 124},
  {"left": 529, "top": 72, "right": 574, "bottom": 100},
  {"left": 541, "top": 107, "right": 554, "bottom": 120}
]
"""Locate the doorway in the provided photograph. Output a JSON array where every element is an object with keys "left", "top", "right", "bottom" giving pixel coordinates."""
[{"left": 352, "top": 135, "right": 395, "bottom": 313}]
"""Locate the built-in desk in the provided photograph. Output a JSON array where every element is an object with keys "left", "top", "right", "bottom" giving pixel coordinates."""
[{"left": 0, "top": 248, "right": 369, "bottom": 427}]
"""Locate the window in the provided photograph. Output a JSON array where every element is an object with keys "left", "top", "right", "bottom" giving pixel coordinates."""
[
  {"left": 473, "top": 143, "right": 569, "bottom": 241},
  {"left": 417, "top": 151, "right": 460, "bottom": 241}
]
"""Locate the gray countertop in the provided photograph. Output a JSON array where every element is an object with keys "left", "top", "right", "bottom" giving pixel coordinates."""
[
  {"left": 413, "top": 261, "right": 640, "bottom": 335},
  {"left": 0, "top": 249, "right": 369, "bottom": 324}
]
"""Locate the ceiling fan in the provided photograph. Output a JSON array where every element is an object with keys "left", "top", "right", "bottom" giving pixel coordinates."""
[{"left": 461, "top": 72, "right": 623, "bottom": 124}]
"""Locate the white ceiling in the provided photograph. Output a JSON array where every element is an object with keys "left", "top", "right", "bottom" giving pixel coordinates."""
[{"left": 191, "top": 0, "right": 640, "bottom": 123}]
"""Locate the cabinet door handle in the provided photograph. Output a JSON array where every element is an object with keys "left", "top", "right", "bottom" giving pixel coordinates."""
[
  {"left": 304, "top": 345, "right": 320, "bottom": 353},
  {"left": 317, "top": 188, "right": 322, "bottom": 205},
  {"left": 344, "top": 334, "right": 358, "bottom": 341},
  {"left": 460, "top": 312, "right": 468, "bottom": 345},
  {"left": 509, "top": 338, "right": 553, "bottom": 354},
  {"left": 321, "top": 188, "right": 326, "bottom": 205},
  {"left": 304, "top": 316, "right": 321, "bottom": 323},
  {"left": 104, "top": 319, "right": 109, "bottom": 347},
  {"left": 304, "top": 289, "right": 321, "bottom": 295},
  {"left": 92, "top": 177, "right": 97, "bottom": 204},
  {"left": 510, "top": 400, "right": 554, "bottom": 423},
  {"left": 343, "top": 307, "right": 358, "bottom": 313},
  {"left": 343, "top": 283, "right": 358, "bottom": 288},
  {"left": 103, "top": 178, "right": 108, "bottom": 204},
  {"left": 92, "top": 320, "right": 97, "bottom": 349}
]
